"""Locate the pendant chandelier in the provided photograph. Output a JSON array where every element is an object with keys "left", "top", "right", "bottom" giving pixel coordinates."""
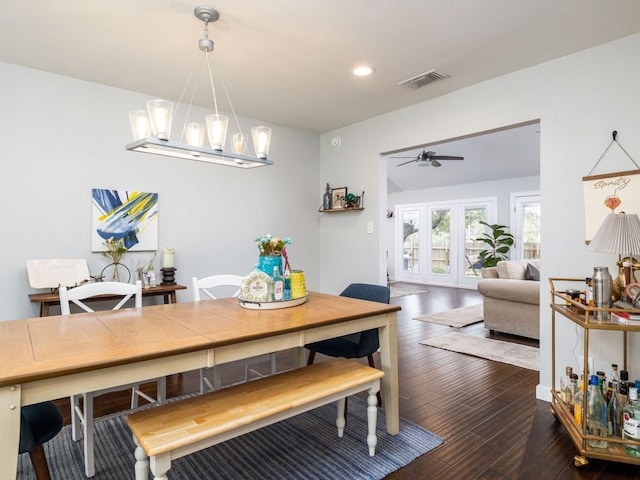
[{"left": 125, "top": 6, "right": 273, "bottom": 168}]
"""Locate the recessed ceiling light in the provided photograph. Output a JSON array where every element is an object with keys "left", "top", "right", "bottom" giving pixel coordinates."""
[{"left": 353, "top": 65, "right": 376, "bottom": 77}]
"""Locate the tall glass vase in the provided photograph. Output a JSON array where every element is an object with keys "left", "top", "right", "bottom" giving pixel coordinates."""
[{"left": 258, "top": 255, "right": 282, "bottom": 276}]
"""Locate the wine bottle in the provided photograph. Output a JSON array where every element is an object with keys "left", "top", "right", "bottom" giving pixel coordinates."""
[
  {"left": 586, "top": 374, "right": 608, "bottom": 448},
  {"left": 607, "top": 380, "right": 623, "bottom": 437}
]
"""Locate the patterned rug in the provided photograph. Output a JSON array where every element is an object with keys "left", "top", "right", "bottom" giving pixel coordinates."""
[
  {"left": 420, "top": 332, "right": 539, "bottom": 370},
  {"left": 390, "top": 286, "right": 429, "bottom": 298},
  {"left": 413, "top": 303, "right": 483, "bottom": 328},
  {"left": 18, "top": 397, "right": 443, "bottom": 479}
]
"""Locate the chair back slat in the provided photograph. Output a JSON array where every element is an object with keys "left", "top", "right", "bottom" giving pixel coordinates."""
[
  {"left": 192, "top": 275, "right": 243, "bottom": 301},
  {"left": 59, "top": 281, "right": 142, "bottom": 315}
]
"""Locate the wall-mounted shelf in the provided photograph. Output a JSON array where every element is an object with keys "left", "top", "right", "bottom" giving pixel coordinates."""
[{"left": 318, "top": 207, "right": 364, "bottom": 213}]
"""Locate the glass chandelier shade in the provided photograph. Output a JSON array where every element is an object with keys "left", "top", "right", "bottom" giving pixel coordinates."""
[
  {"left": 185, "top": 122, "right": 206, "bottom": 147},
  {"left": 125, "top": 6, "right": 273, "bottom": 169},
  {"left": 205, "top": 114, "right": 229, "bottom": 150},
  {"left": 146, "top": 99, "right": 173, "bottom": 140},
  {"left": 129, "top": 110, "right": 150, "bottom": 140}
]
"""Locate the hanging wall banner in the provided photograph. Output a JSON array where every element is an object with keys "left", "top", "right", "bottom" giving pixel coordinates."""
[{"left": 583, "top": 169, "right": 640, "bottom": 244}]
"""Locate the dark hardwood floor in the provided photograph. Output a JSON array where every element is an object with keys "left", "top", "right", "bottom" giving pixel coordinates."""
[{"left": 52, "top": 283, "right": 640, "bottom": 479}]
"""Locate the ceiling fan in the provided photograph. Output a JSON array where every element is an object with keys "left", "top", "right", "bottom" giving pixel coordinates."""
[{"left": 393, "top": 150, "right": 464, "bottom": 167}]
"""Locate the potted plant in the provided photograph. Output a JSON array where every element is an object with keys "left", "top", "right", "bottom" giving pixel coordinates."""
[{"left": 475, "top": 221, "right": 514, "bottom": 268}]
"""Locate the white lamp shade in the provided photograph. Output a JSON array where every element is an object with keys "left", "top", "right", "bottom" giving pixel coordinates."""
[
  {"left": 589, "top": 213, "right": 640, "bottom": 256},
  {"left": 129, "top": 110, "right": 150, "bottom": 140},
  {"left": 146, "top": 99, "right": 174, "bottom": 140},
  {"left": 185, "top": 122, "right": 206, "bottom": 147},
  {"left": 252, "top": 126, "right": 272, "bottom": 159},
  {"left": 205, "top": 114, "right": 229, "bottom": 150}
]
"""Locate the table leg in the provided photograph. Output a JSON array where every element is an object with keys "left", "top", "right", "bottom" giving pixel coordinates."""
[
  {"left": 170, "top": 291, "right": 177, "bottom": 304},
  {"left": 0, "top": 385, "right": 22, "bottom": 480},
  {"left": 40, "top": 302, "right": 49, "bottom": 317},
  {"left": 378, "top": 312, "right": 399, "bottom": 434}
]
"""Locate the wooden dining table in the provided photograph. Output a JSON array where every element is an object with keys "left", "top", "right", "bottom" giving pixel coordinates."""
[{"left": 0, "top": 291, "right": 400, "bottom": 479}]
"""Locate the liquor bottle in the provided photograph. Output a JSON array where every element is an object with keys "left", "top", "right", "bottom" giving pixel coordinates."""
[
  {"left": 272, "top": 266, "right": 284, "bottom": 301},
  {"left": 560, "top": 366, "right": 573, "bottom": 404},
  {"left": 623, "top": 387, "right": 640, "bottom": 457},
  {"left": 596, "top": 370, "right": 606, "bottom": 396},
  {"left": 610, "top": 364, "right": 620, "bottom": 385},
  {"left": 607, "top": 380, "right": 623, "bottom": 437},
  {"left": 585, "top": 277, "right": 594, "bottom": 307},
  {"left": 566, "top": 373, "right": 579, "bottom": 414},
  {"left": 586, "top": 374, "right": 608, "bottom": 448},
  {"left": 283, "top": 266, "right": 291, "bottom": 301},
  {"left": 574, "top": 378, "right": 585, "bottom": 425},
  {"left": 620, "top": 370, "right": 630, "bottom": 406}
]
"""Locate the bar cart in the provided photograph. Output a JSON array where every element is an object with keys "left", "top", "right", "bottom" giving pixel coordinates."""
[{"left": 549, "top": 277, "right": 640, "bottom": 467}]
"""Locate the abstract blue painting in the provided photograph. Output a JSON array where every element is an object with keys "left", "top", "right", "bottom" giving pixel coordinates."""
[{"left": 91, "top": 188, "right": 159, "bottom": 251}]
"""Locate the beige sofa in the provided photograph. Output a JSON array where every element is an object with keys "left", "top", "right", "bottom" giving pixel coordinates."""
[{"left": 477, "top": 260, "right": 540, "bottom": 340}]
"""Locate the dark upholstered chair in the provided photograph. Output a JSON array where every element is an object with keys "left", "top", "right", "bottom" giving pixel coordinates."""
[
  {"left": 20, "top": 401, "right": 64, "bottom": 480},
  {"left": 306, "top": 283, "right": 390, "bottom": 409}
]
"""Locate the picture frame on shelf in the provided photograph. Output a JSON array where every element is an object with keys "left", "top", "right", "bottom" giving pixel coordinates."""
[{"left": 331, "top": 187, "right": 347, "bottom": 209}]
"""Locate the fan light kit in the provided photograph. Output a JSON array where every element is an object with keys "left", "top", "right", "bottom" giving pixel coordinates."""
[
  {"left": 393, "top": 149, "right": 464, "bottom": 168},
  {"left": 125, "top": 6, "right": 274, "bottom": 169}
]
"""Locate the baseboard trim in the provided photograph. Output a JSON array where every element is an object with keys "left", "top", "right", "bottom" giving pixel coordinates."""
[{"left": 536, "top": 383, "right": 552, "bottom": 402}]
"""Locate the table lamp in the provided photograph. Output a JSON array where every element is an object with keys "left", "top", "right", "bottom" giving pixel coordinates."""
[{"left": 588, "top": 212, "right": 640, "bottom": 301}]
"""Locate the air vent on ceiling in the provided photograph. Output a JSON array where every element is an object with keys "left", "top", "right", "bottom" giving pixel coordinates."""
[{"left": 398, "top": 69, "right": 449, "bottom": 89}]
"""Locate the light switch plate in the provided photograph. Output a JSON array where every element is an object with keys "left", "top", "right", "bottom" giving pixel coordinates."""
[{"left": 367, "top": 221, "right": 374, "bottom": 234}]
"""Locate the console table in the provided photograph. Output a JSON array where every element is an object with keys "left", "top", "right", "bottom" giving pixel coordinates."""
[{"left": 29, "top": 283, "right": 187, "bottom": 317}]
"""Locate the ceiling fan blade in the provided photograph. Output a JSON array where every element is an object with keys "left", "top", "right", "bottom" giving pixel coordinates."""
[
  {"left": 396, "top": 158, "right": 417, "bottom": 167},
  {"left": 431, "top": 155, "right": 464, "bottom": 161},
  {"left": 431, "top": 159, "right": 442, "bottom": 167}
]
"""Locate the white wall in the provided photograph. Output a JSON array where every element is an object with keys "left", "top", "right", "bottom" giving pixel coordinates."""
[
  {"left": 386, "top": 175, "right": 540, "bottom": 280},
  {"left": 319, "top": 33, "right": 640, "bottom": 399},
  {"left": 0, "top": 62, "right": 321, "bottom": 320}
]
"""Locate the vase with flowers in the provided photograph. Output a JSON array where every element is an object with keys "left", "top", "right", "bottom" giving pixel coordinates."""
[
  {"left": 101, "top": 237, "right": 131, "bottom": 282},
  {"left": 255, "top": 234, "right": 291, "bottom": 276}
]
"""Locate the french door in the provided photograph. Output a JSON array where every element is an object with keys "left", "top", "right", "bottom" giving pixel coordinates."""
[
  {"left": 396, "top": 198, "right": 496, "bottom": 287},
  {"left": 510, "top": 192, "right": 541, "bottom": 260}
]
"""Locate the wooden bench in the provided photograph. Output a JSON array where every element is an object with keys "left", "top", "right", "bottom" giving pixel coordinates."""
[{"left": 126, "top": 357, "right": 384, "bottom": 480}]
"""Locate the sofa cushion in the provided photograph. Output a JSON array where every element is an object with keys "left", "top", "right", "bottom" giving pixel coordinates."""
[
  {"left": 477, "top": 278, "right": 540, "bottom": 305},
  {"left": 480, "top": 267, "right": 498, "bottom": 279},
  {"left": 526, "top": 263, "right": 540, "bottom": 281},
  {"left": 496, "top": 261, "right": 529, "bottom": 280}
]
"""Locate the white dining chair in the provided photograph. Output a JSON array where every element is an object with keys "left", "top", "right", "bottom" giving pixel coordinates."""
[
  {"left": 59, "top": 280, "right": 166, "bottom": 477},
  {"left": 192, "top": 275, "right": 277, "bottom": 393}
]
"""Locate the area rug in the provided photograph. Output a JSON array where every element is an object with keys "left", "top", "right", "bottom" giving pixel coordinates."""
[
  {"left": 413, "top": 303, "right": 483, "bottom": 328},
  {"left": 18, "top": 397, "right": 443, "bottom": 480},
  {"left": 390, "top": 286, "right": 429, "bottom": 298},
  {"left": 420, "top": 332, "right": 539, "bottom": 370}
]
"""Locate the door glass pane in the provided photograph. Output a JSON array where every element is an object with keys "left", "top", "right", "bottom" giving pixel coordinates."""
[
  {"left": 465, "top": 207, "right": 488, "bottom": 277},
  {"left": 522, "top": 203, "right": 541, "bottom": 259},
  {"left": 402, "top": 211, "right": 419, "bottom": 273},
  {"left": 431, "top": 209, "right": 450, "bottom": 275}
]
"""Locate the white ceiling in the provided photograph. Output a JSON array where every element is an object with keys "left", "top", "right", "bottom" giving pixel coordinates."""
[
  {"left": 2, "top": 1, "right": 639, "bottom": 190},
  {"left": 385, "top": 122, "right": 541, "bottom": 192}
]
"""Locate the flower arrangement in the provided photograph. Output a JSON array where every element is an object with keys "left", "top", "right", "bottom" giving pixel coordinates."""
[
  {"left": 255, "top": 234, "right": 292, "bottom": 256},
  {"left": 103, "top": 237, "right": 127, "bottom": 264}
]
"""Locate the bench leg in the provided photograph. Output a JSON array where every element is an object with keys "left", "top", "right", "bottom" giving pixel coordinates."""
[
  {"left": 367, "top": 386, "right": 379, "bottom": 457},
  {"left": 336, "top": 398, "right": 346, "bottom": 437},
  {"left": 132, "top": 435, "right": 149, "bottom": 480},
  {"left": 150, "top": 454, "right": 171, "bottom": 480}
]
